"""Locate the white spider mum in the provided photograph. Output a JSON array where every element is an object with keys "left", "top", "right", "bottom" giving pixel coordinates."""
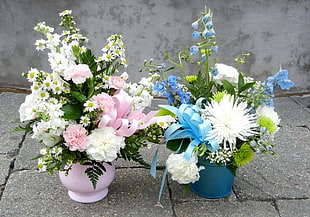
[{"left": 204, "top": 94, "right": 258, "bottom": 150}]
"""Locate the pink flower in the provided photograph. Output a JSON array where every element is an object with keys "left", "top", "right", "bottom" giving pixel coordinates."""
[
  {"left": 120, "top": 72, "right": 129, "bottom": 80},
  {"left": 91, "top": 92, "right": 115, "bottom": 113},
  {"left": 64, "top": 64, "right": 93, "bottom": 84},
  {"left": 63, "top": 124, "right": 89, "bottom": 152},
  {"left": 109, "top": 76, "right": 125, "bottom": 89}
]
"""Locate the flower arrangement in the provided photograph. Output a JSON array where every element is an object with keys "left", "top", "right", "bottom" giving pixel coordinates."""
[
  {"left": 145, "top": 7, "right": 294, "bottom": 187},
  {"left": 16, "top": 10, "right": 171, "bottom": 188}
]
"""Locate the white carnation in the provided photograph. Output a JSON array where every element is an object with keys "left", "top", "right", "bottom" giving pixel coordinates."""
[
  {"left": 87, "top": 127, "right": 125, "bottom": 162},
  {"left": 256, "top": 105, "right": 280, "bottom": 126},
  {"left": 214, "top": 63, "right": 239, "bottom": 85},
  {"left": 166, "top": 153, "right": 204, "bottom": 184}
]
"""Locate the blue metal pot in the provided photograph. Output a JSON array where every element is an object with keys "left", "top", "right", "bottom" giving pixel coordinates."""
[{"left": 190, "top": 158, "right": 235, "bottom": 198}]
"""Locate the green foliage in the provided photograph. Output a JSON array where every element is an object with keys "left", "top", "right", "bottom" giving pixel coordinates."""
[
  {"left": 79, "top": 49, "right": 97, "bottom": 72},
  {"left": 119, "top": 124, "right": 164, "bottom": 167},
  {"left": 84, "top": 161, "right": 110, "bottom": 189},
  {"left": 185, "top": 71, "right": 214, "bottom": 102},
  {"left": 166, "top": 138, "right": 190, "bottom": 153},
  {"left": 61, "top": 104, "right": 83, "bottom": 119}
]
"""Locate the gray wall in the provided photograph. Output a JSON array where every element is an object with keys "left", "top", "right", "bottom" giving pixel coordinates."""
[{"left": 1, "top": 0, "right": 309, "bottom": 94}]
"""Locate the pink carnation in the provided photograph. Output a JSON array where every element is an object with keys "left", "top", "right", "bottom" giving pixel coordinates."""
[
  {"left": 63, "top": 124, "right": 89, "bottom": 152},
  {"left": 64, "top": 64, "right": 93, "bottom": 84},
  {"left": 91, "top": 92, "right": 115, "bottom": 113},
  {"left": 109, "top": 76, "right": 125, "bottom": 89}
]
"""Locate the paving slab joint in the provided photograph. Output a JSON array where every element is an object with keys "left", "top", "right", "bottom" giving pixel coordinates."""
[
  {"left": 166, "top": 178, "right": 178, "bottom": 217},
  {"left": 296, "top": 125, "right": 310, "bottom": 132},
  {"left": 0, "top": 159, "right": 15, "bottom": 200}
]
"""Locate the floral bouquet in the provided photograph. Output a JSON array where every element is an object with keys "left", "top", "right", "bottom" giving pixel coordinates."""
[
  {"left": 145, "top": 7, "right": 294, "bottom": 189},
  {"left": 16, "top": 10, "right": 172, "bottom": 188}
]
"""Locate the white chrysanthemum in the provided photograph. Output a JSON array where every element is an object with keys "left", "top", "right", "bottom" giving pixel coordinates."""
[
  {"left": 166, "top": 153, "right": 204, "bottom": 184},
  {"left": 214, "top": 63, "right": 239, "bottom": 85},
  {"left": 205, "top": 94, "right": 258, "bottom": 150},
  {"left": 87, "top": 127, "right": 125, "bottom": 162}
]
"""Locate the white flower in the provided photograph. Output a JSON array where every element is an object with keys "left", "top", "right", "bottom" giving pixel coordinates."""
[
  {"left": 214, "top": 63, "right": 239, "bottom": 85},
  {"left": 205, "top": 94, "right": 258, "bottom": 150},
  {"left": 256, "top": 104, "right": 280, "bottom": 133},
  {"left": 59, "top": 10, "right": 72, "bottom": 16},
  {"left": 26, "top": 68, "right": 40, "bottom": 82},
  {"left": 35, "top": 39, "right": 47, "bottom": 51},
  {"left": 84, "top": 100, "right": 98, "bottom": 112},
  {"left": 38, "top": 158, "right": 47, "bottom": 172},
  {"left": 86, "top": 127, "right": 125, "bottom": 162},
  {"left": 19, "top": 93, "right": 39, "bottom": 122},
  {"left": 256, "top": 105, "right": 280, "bottom": 126},
  {"left": 166, "top": 153, "right": 204, "bottom": 184}
]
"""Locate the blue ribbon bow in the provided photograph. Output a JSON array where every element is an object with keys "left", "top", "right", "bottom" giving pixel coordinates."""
[
  {"left": 161, "top": 99, "right": 220, "bottom": 159},
  {"left": 150, "top": 99, "right": 220, "bottom": 203}
]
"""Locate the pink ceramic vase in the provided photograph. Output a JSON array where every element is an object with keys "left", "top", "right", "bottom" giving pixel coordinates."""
[{"left": 59, "top": 162, "right": 115, "bottom": 203}]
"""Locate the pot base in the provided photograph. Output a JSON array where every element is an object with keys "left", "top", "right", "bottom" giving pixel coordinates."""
[{"left": 68, "top": 188, "right": 109, "bottom": 203}]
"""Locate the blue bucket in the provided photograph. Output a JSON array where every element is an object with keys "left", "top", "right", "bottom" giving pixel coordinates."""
[{"left": 190, "top": 158, "right": 235, "bottom": 198}]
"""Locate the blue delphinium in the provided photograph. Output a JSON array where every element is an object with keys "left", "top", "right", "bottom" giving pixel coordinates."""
[
  {"left": 153, "top": 75, "right": 190, "bottom": 106},
  {"left": 191, "top": 21, "right": 199, "bottom": 30},
  {"left": 190, "top": 45, "right": 199, "bottom": 54},
  {"left": 278, "top": 79, "right": 295, "bottom": 90},
  {"left": 192, "top": 31, "right": 200, "bottom": 40},
  {"left": 153, "top": 81, "right": 166, "bottom": 92},
  {"left": 259, "top": 68, "right": 294, "bottom": 107}
]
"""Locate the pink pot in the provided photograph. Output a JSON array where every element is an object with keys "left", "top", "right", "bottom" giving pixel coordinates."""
[{"left": 59, "top": 162, "right": 115, "bottom": 203}]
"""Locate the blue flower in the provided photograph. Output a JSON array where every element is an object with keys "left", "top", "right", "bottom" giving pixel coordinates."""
[
  {"left": 192, "top": 31, "right": 200, "bottom": 40},
  {"left": 265, "top": 82, "right": 274, "bottom": 95},
  {"left": 267, "top": 76, "right": 275, "bottom": 84},
  {"left": 277, "top": 79, "right": 294, "bottom": 90},
  {"left": 210, "top": 67, "right": 218, "bottom": 76},
  {"left": 201, "top": 54, "right": 206, "bottom": 61},
  {"left": 202, "top": 29, "right": 216, "bottom": 38},
  {"left": 211, "top": 45, "right": 218, "bottom": 53},
  {"left": 153, "top": 81, "right": 166, "bottom": 92},
  {"left": 206, "top": 21, "right": 213, "bottom": 29},
  {"left": 202, "top": 14, "right": 211, "bottom": 22},
  {"left": 163, "top": 92, "right": 174, "bottom": 105},
  {"left": 167, "top": 75, "right": 177, "bottom": 84},
  {"left": 190, "top": 45, "right": 199, "bottom": 54},
  {"left": 275, "top": 69, "right": 288, "bottom": 80},
  {"left": 179, "top": 92, "right": 191, "bottom": 104},
  {"left": 191, "top": 21, "right": 199, "bottom": 30}
]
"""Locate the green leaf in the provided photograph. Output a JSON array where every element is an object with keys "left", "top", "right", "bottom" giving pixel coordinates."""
[
  {"left": 238, "top": 73, "right": 245, "bottom": 89},
  {"left": 166, "top": 139, "right": 190, "bottom": 152},
  {"left": 61, "top": 104, "right": 83, "bottom": 120},
  {"left": 71, "top": 91, "right": 87, "bottom": 103},
  {"left": 80, "top": 49, "right": 97, "bottom": 72},
  {"left": 156, "top": 108, "right": 175, "bottom": 118},
  {"left": 221, "top": 80, "right": 236, "bottom": 96},
  {"left": 72, "top": 45, "right": 80, "bottom": 58},
  {"left": 87, "top": 77, "right": 95, "bottom": 98},
  {"left": 238, "top": 82, "right": 256, "bottom": 94}
]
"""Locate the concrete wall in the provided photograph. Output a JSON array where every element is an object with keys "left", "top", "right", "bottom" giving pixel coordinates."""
[{"left": 1, "top": 0, "right": 309, "bottom": 93}]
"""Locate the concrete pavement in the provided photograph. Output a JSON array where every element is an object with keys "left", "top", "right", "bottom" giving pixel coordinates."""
[{"left": 0, "top": 91, "right": 309, "bottom": 217}]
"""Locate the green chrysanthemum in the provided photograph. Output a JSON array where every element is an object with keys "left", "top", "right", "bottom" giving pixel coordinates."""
[
  {"left": 257, "top": 116, "right": 277, "bottom": 133},
  {"left": 212, "top": 91, "right": 227, "bottom": 103},
  {"left": 185, "top": 75, "right": 197, "bottom": 83},
  {"left": 232, "top": 143, "right": 254, "bottom": 167}
]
